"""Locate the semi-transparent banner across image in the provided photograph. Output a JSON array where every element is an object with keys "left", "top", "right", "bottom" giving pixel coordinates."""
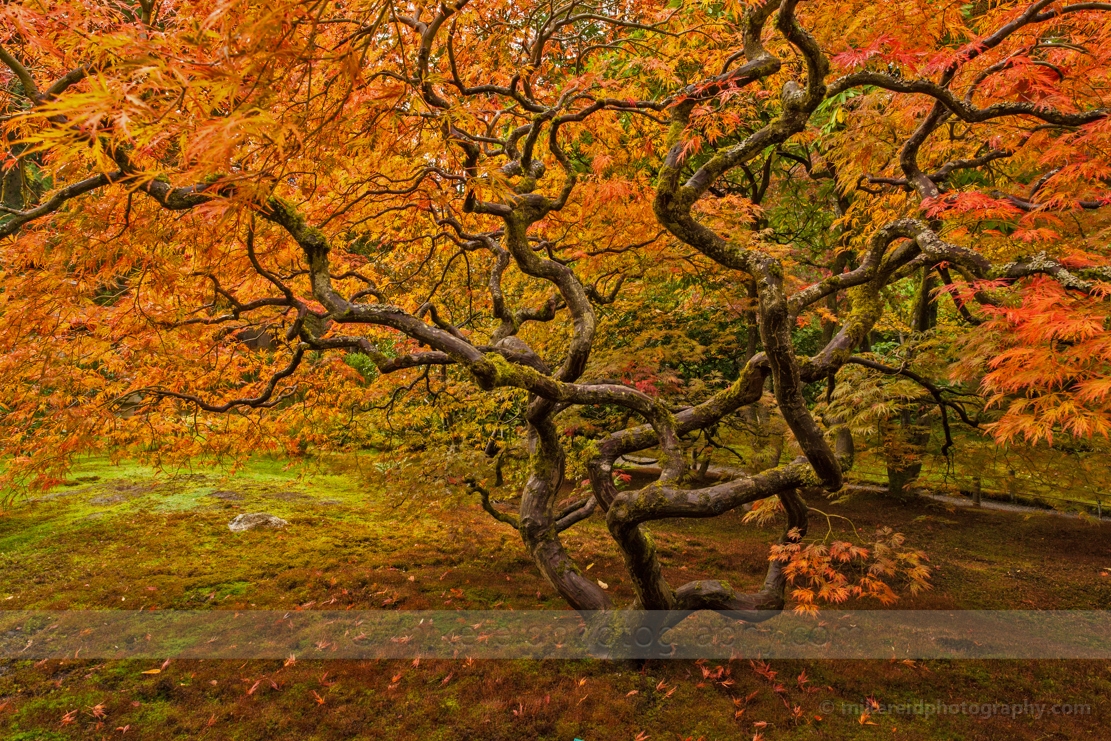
[{"left": 2, "top": 610, "right": 1110, "bottom": 660}]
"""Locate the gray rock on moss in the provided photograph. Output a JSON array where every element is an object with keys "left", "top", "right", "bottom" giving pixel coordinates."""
[{"left": 228, "top": 513, "right": 289, "bottom": 532}]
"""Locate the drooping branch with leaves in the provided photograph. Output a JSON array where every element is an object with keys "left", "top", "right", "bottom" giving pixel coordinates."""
[{"left": 2, "top": 0, "right": 1109, "bottom": 626}]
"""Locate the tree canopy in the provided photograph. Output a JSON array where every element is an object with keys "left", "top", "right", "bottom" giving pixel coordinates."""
[{"left": 2, "top": 0, "right": 1110, "bottom": 621}]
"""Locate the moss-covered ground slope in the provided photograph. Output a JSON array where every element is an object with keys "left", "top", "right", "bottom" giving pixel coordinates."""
[{"left": 0, "top": 457, "right": 1108, "bottom": 739}]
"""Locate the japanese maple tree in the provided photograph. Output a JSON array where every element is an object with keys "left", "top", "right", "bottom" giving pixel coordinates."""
[{"left": 2, "top": 0, "right": 1109, "bottom": 624}]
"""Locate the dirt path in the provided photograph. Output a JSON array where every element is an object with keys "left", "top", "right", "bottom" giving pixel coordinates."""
[{"left": 844, "top": 483, "right": 1098, "bottom": 520}]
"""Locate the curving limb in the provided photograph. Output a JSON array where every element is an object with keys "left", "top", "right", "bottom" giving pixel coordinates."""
[
  {"left": 124, "top": 344, "right": 307, "bottom": 414},
  {"left": 671, "top": 487, "right": 809, "bottom": 620},
  {"left": 846, "top": 357, "right": 981, "bottom": 456},
  {"left": 464, "top": 477, "right": 520, "bottom": 528}
]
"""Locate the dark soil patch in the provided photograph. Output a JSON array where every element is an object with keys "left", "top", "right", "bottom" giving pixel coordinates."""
[
  {"left": 207, "top": 490, "right": 244, "bottom": 502},
  {"left": 88, "top": 493, "right": 129, "bottom": 505},
  {"left": 266, "top": 490, "right": 307, "bottom": 501}
]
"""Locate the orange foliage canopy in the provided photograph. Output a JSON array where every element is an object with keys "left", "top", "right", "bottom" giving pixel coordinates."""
[{"left": 1, "top": 0, "right": 1107, "bottom": 479}]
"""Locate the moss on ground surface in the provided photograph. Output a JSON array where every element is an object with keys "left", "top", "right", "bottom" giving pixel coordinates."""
[{"left": 0, "top": 456, "right": 1108, "bottom": 739}]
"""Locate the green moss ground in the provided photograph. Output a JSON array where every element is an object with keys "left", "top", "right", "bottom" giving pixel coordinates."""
[{"left": 0, "top": 456, "right": 1108, "bottom": 739}]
